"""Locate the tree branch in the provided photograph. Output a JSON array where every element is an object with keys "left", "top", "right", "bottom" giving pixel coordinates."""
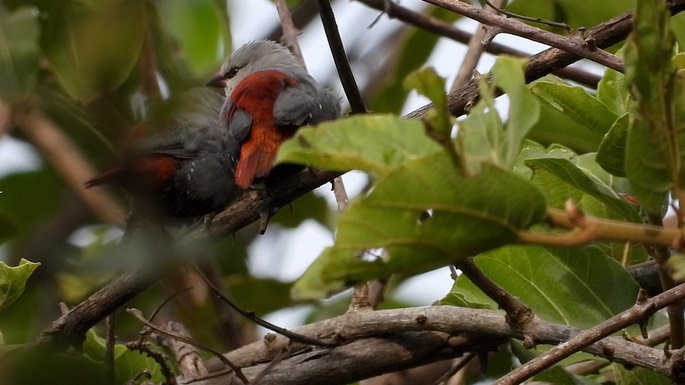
[
  {"left": 356, "top": 0, "right": 601, "bottom": 88},
  {"left": 406, "top": 0, "right": 685, "bottom": 120},
  {"left": 192, "top": 303, "right": 678, "bottom": 385},
  {"left": 421, "top": 0, "right": 624, "bottom": 71}
]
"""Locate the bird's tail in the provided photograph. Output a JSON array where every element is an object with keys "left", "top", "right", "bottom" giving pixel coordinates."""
[{"left": 235, "top": 146, "right": 276, "bottom": 189}]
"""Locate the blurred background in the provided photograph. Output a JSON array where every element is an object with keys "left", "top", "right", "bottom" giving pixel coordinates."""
[{"left": 0, "top": 0, "right": 622, "bottom": 351}]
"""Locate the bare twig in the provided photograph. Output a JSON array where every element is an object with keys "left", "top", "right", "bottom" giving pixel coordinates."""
[
  {"left": 495, "top": 283, "right": 685, "bottom": 385},
  {"left": 275, "top": 0, "right": 307, "bottom": 68},
  {"left": 193, "top": 264, "right": 336, "bottom": 347},
  {"left": 160, "top": 321, "right": 209, "bottom": 380},
  {"left": 316, "top": 0, "right": 367, "bottom": 114},
  {"left": 450, "top": 0, "right": 506, "bottom": 92},
  {"left": 356, "top": 0, "right": 601, "bottom": 88},
  {"left": 127, "top": 308, "right": 248, "bottom": 385},
  {"left": 481, "top": 0, "right": 570, "bottom": 30},
  {"left": 432, "top": 352, "right": 476, "bottom": 385},
  {"left": 420, "top": 0, "right": 624, "bottom": 72},
  {"left": 126, "top": 341, "right": 179, "bottom": 385},
  {"left": 455, "top": 260, "right": 533, "bottom": 329},
  {"left": 105, "top": 314, "right": 116, "bottom": 385}
]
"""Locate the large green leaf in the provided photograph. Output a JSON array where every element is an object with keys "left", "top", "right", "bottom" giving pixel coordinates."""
[
  {"left": 292, "top": 155, "right": 547, "bottom": 299},
  {"left": 531, "top": 81, "right": 617, "bottom": 138},
  {"left": 161, "top": 0, "right": 228, "bottom": 77},
  {"left": 444, "top": 246, "right": 639, "bottom": 329},
  {"left": 624, "top": 0, "right": 678, "bottom": 214},
  {"left": 525, "top": 157, "right": 640, "bottom": 222},
  {"left": 527, "top": 96, "right": 606, "bottom": 154},
  {"left": 0, "top": 259, "right": 40, "bottom": 311},
  {"left": 40, "top": 0, "right": 145, "bottom": 102},
  {"left": 276, "top": 114, "right": 443, "bottom": 176},
  {"left": 0, "top": 8, "right": 39, "bottom": 100}
]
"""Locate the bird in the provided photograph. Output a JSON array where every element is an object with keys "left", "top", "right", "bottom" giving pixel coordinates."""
[
  {"left": 207, "top": 40, "right": 341, "bottom": 189},
  {"left": 86, "top": 87, "right": 242, "bottom": 224}
]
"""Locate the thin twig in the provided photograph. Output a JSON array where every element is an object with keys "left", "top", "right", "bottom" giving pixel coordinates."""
[
  {"left": 193, "top": 264, "right": 337, "bottom": 347},
  {"left": 316, "top": 0, "right": 367, "bottom": 114},
  {"left": 356, "top": 0, "right": 601, "bottom": 88},
  {"left": 125, "top": 341, "right": 179, "bottom": 385},
  {"left": 160, "top": 321, "right": 209, "bottom": 380},
  {"left": 105, "top": 314, "right": 116, "bottom": 385},
  {"left": 455, "top": 260, "right": 533, "bottom": 329},
  {"left": 495, "top": 282, "right": 685, "bottom": 385},
  {"left": 432, "top": 352, "right": 477, "bottom": 385},
  {"left": 420, "top": 0, "right": 624, "bottom": 72},
  {"left": 450, "top": 0, "right": 506, "bottom": 92},
  {"left": 482, "top": 0, "right": 571, "bottom": 30},
  {"left": 127, "top": 308, "right": 249, "bottom": 385},
  {"left": 519, "top": 207, "right": 682, "bottom": 247},
  {"left": 275, "top": 0, "right": 307, "bottom": 68},
  {"left": 250, "top": 346, "right": 292, "bottom": 385},
  {"left": 646, "top": 214, "right": 684, "bottom": 349}
]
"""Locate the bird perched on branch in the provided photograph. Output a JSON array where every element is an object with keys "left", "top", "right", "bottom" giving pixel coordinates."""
[
  {"left": 86, "top": 88, "right": 241, "bottom": 224},
  {"left": 208, "top": 40, "right": 340, "bottom": 189}
]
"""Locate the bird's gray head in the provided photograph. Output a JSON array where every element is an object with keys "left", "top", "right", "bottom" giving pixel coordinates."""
[{"left": 209, "top": 40, "right": 305, "bottom": 96}]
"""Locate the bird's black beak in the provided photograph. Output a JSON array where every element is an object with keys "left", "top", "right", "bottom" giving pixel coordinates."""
[{"left": 206, "top": 73, "right": 226, "bottom": 88}]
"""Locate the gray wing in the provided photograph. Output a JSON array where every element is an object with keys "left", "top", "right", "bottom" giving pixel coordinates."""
[
  {"left": 220, "top": 100, "right": 253, "bottom": 142},
  {"left": 273, "top": 77, "right": 341, "bottom": 127}
]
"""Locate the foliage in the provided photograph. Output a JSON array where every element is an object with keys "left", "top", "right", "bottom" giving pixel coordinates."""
[{"left": 0, "top": 0, "right": 684, "bottom": 384}]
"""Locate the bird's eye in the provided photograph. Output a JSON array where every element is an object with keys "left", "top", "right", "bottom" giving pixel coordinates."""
[{"left": 225, "top": 66, "right": 242, "bottom": 79}]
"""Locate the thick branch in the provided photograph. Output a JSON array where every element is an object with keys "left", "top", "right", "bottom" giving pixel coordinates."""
[{"left": 194, "top": 305, "right": 674, "bottom": 385}]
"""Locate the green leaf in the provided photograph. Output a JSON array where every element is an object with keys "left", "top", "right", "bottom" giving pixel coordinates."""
[
  {"left": 445, "top": 246, "right": 639, "bottom": 328},
  {"left": 613, "top": 364, "right": 671, "bottom": 385},
  {"left": 83, "top": 330, "right": 165, "bottom": 383},
  {"left": 525, "top": 157, "right": 640, "bottom": 222},
  {"left": 0, "top": 8, "right": 39, "bottom": 100},
  {"left": 597, "top": 113, "right": 629, "bottom": 176},
  {"left": 597, "top": 68, "right": 629, "bottom": 116},
  {"left": 527, "top": 97, "right": 605, "bottom": 154},
  {"left": 460, "top": 56, "right": 540, "bottom": 172},
  {"left": 404, "top": 67, "right": 450, "bottom": 136},
  {"left": 41, "top": 0, "right": 145, "bottom": 102},
  {"left": 292, "top": 156, "right": 547, "bottom": 299},
  {"left": 624, "top": 0, "right": 677, "bottom": 215},
  {"left": 161, "top": 0, "right": 228, "bottom": 77},
  {"left": 276, "top": 114, "right": 443, "bottom": 176},
  {"left": 508, "top": 0, "right": 632, "bottom": 30},
  {"left": 494, "top": 56, "right": 541, "bottom": 167},
  {"left": 531, "top": 81, "right": 617, "bottom": 137},
  {"left": 0, "top": 259, "right": 40, "bottom": 311}
]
